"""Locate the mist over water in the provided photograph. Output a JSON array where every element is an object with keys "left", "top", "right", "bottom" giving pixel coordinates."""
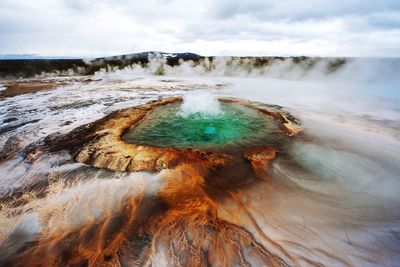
[
  {"left": 179, "top": 91, "right": 222, "bottom": 118},
  {"left": 0, "top": 57, "right": 399, "bottom": 266}
]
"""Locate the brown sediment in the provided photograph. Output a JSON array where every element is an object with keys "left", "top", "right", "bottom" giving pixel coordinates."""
[
  {"left": 0, "top": 81, "right": 65, "bottom": 98},
  {"left": 46, "top": 97, "right": 302, "bottom": 173},
  {"left": 243, "top": 146, "right": 277, "bottom": 162},
  {"left": 243, "top": 146, "right": 277, "bottom": 176}
]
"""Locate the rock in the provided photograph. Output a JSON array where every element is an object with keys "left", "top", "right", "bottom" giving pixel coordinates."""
[
  {"left": 107, "top": 156, "right": 132, "bottom": 171},
  {"left": 243, "top": 146, "right": 277, "bottom": 176},
  {"left": 3, "top": 117, "right": 18, "bottom": 123},
  {"left": 279, "top": 113, "right": 303, "bottom": 136},
  {"left": 243, "top": 146, "right": 277, "bottom": 162}
]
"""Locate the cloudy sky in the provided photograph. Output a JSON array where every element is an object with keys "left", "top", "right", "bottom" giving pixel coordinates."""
[{"left": 0, "top": 0, "right": 399, "bottom": 57}]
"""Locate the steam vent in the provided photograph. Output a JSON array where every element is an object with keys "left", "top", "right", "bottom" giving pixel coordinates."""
[{"left": 50, "top": 97, "right": 302, "bottom": 179}]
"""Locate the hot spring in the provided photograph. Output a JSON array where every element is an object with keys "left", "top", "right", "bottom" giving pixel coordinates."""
[
  {"left": 122, "top": 101, "right": 281, "bottom": 152},
  {"left": 57, "top": 95, "right": 301, "bottom": 175}
]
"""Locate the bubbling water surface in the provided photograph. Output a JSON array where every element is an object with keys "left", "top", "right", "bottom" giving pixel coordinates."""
[{"left": 122, "top": 102, "right": 281, "bottom": 151}]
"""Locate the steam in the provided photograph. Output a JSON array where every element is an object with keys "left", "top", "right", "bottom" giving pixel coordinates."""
[
  {"left": 285, "top": 142, "right": 400, "bottom": 200},
  {"left": 179, "top": 91, "right": 222, "bottom": 118},
  {"left": 90, "top": 57, "right": 400, "bottom": 87}
]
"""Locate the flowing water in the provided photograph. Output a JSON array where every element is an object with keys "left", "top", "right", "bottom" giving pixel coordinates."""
[{"left": 0, "top": 60, "right": 400, "bottom": 266}]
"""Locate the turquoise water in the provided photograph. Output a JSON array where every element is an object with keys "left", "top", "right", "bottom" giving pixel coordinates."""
[{"left": 122, "top": 102, "right": 280, "bottom": 150}]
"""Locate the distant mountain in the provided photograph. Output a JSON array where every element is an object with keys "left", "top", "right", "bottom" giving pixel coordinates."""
[
  {"left": 97, "top": 51, "right": 202, "bottom": 61},
  {"left": 0, "top": 52, "right": 202, "bottom": 60},
  {"left": 0, "top": 54, "right": 31, "bottom": 59},
  {"left": 0, "top": 54, "right": 82, "bottom": 60},
  {"left": 0, "top": 54, "right": 46, "bottom": 60}
]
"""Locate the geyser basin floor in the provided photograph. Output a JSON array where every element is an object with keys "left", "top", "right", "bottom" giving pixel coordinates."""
[
  {"left": 122, "top": 102, "right": 281, "bottom": 152},
  {"left": 1, "top": 75, "right": 400, "bottom": 266}
]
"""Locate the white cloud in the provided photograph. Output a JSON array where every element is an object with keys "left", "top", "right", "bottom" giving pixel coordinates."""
[{"left": 0, "top": 0, "right": 399, "bottom": 57}]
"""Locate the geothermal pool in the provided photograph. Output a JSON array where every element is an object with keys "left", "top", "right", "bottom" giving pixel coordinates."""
[
  {"left": 0, "top": 69, "right": 399, "bottom": 266},
  {"left": 122, "top": 100, "right": 281, "bottom": 151}
]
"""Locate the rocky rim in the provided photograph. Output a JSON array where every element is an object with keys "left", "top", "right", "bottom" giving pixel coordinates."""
[{"left": 44, "top": 97, "right": 303, "bottom": 174}]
